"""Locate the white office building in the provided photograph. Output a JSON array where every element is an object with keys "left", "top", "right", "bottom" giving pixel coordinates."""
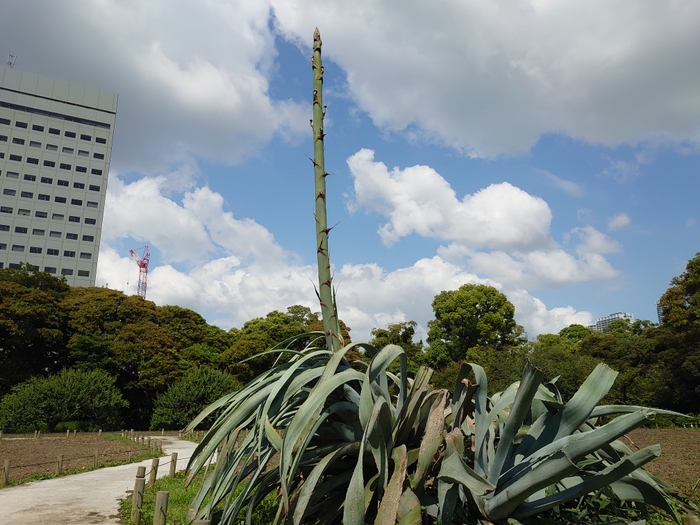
[
  {"left": 0, "top": 66, "right": 117, "bottom": 286},
  {"left": 587, "top": 312, "right": 635, "bottom": 332}
]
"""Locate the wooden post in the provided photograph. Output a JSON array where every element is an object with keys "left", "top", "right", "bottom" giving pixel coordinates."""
[
  {"left": 37, "top": 430, "right": 41, "bottom": 439},
  {"left": 153, "top": 491, "right": 169, "bottom": 525},
  {"left": 169, "top": 452, "right": 178, "bottom": 477},
  {"left": 161, "top": 428, "right": 164, "bottom": 436},
  {"left": 33, "top": 430, "right": 37, "bottom": 439},
  {"left": 682, "top": 516, "right": 700, "bottom": 525},
  {"left": 0, "top": 430, "right": 3, "bottom": 440},
  {"left": 66, "top": 429, "right": 70, "bottom": 438},
  {"left": 98, "top": 429, "right": 102, "bottom": 438},
  {"left": 56, "top": 454, "right": 63, "bottom": 476},
  {"left": 147, "top": 457, "right": 159, "bottom": 488},
  {"left": 72, "top": 429, "right": 76, "bottom": 437},
  {"left": 128, "top": 448, "right": 132, "bottom": 462},
  {"left": 1, "top": 459, "right": 9, "bottom": 487},
  {"left": 94, "top": 449, "right": 99, "bottom": 468},
  {"left": 131, "top": 466, "right": 146, "bottom": 525},
  {"left": 147, "top": 436, "right": 151, "bottom": 449}
]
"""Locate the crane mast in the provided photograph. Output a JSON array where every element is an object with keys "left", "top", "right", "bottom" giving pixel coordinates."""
[{"left": 129, "top": 246, "right": 150, "bottom": 299}]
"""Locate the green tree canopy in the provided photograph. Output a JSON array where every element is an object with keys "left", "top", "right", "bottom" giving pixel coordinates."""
[{"left": 426, "top": 284, "right": 524, "bottom": 365}]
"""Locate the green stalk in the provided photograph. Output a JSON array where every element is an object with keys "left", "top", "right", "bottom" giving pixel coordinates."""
[{"left": 312, "top": 28, "right": 340, "bottom": 352}]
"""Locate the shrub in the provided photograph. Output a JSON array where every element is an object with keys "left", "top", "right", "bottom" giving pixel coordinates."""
[
  {"left": 150, "top": 367, "right": 240, "bottom": 430},
  {"left": 0, "top": 369, "right": 127, "bottom": 432}
]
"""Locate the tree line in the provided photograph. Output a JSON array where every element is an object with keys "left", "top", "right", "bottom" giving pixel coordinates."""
[{"left": 1, "top": 252, "right": 698, "bottom": 431}]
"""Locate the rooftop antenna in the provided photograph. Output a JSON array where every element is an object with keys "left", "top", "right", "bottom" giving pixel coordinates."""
[{"left": 7, "top": 54, "right": 16, "bottom": 68}]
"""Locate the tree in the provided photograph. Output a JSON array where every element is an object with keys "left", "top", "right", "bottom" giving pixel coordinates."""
[
  {"left": 150, "top": 368, "right": 240, "bottom": 430},
  {"left": 370, "top": 321, "right": 422, "bottom": 371},
  {"left": 0, "top": 369, "right": 127, "bottom": 432},
  {"left": 426, "top": 284, "right": 525, "bottom": 364},
  {"left": 658, "top": 252, "right": 700, "bottom": 331}
]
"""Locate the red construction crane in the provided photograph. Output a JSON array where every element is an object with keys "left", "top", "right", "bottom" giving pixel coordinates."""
[{"left": 129, "top": 246, "right": 150, "bottom": 299}]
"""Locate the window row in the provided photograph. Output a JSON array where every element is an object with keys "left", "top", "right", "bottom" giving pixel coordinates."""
[
  {"left": 2, "top": 153, "right": 104, "bottom": 175},
  {"left": 3, "top": 171, "right": 101, "bottom": 191},
  {"left": 0, "top": 136, "right": 107, "bottom": 159},
  {"left": 0, "top": 101, "right": 111, "bottom": 132},
  {"left": 0, "top": 261, "right": 91, "bottom": 277},
  {"left": 0, "top": 244, "right": 93, "bottom": 259},
  {"left": 0, "top": 225, "right": 95, "bottom": 241},
  {"left": 0, "top": 206, "right": 99, "bottom": 221},
  {"left": 0, "top": 194, "right": 100, "bottom": 211}
]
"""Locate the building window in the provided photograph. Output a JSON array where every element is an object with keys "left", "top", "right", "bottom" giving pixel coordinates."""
[
  {"left": 0, "top": 117, "right": 10, "bottom": 125},
  {"left": 82, "top": 235, "right": 94, "bottom": 242},
  {"left": 32, "top": 228, "right": 45, "bottom": 235},
  {"left": 48, "top": 127, "right": 60, "bottom": 135},
  {"left": 71, "top": 199, "right": 82, "bottom": 206},
  {"left": 30, "top": 246, "right": 42, "bottom": 254},
  {"left": 77, "top": 270, "right": 90, "bottom": 277},
  {"left": 75, "top": 166, "right": 87, "bottom": 173},
  {"left": 20, "top": 191, "right": 33, "bottom": 198},
  {"left": 32, "top": 124, "right": 44, "bottom": 132},
  {"left": 29, "top": 140, "right": 41, "bottom": 147},
  {"left": 12, "top": 137, "right": 25, "bottom": 145},
  {"left": 80, "top": 252, "right": 92, "bottom": 259},
  {"left": 43, "top": 160, "right": 56, "bottom": 167},
  {"left": 66, "top": 233, "right": 78, "bottom": 240},
  {"left": 8, "top": 263, "right": 21, "bottom": 269},
  {"left": 35, "top": 211, "right": 48, "bottom": 218},
  {"left": 0, "top": 224, "right": 8, "bottom": 231},
  {"left": 86, "top": 201, "right": 98, "bottom": 208},
  {"left": 60, "top": 163, "right": 72, "bottom": 170},
  {"left": 63, "top": 251, "right": 76, "bottom": 257},
  {"left": 26, "top": 157, "right": 39, "bottom": 165},
  {"left": 95, "top": 137, "right": 107, "bottom": 144},
  {"left": 46, "top": 143, "right": 58, "bottom": 151},
  {"left": 0, "top": 206, "right": 13, "bottom": 213},
  {"left": 47, "top": 249, "right": 59, "bottom": 256},
  {"left": 44, "top": 266, "right": 56, "bottom": 274},
  {"left": 89, "top": 184, "right": 100, "bottom": 191},
  {"left": 78, "top": 150, "right": 89, "bottom": 157},
  {"left": 0, "top": 135, "right": 6, "bottom": 142},
  {"left": 51, "top": 213, "right": 64, "bottom": 220},
  {"left": 24, "top": 174, "right": 36, "bottom": 181},
  {"left": 9, "top": 154, "right": 22, "bottom": 161},
  {"left": 15, "top": 121, "right": 28, "bottom": 129},
  {"left": 91, "top": 169, "right": 103, "bottom": 176},
  {"left": 84, "top": 217, "right": 96, "bottom": 225},
  {"left": 0, "top": 244, "right": 6, "bottom": 251},
  {"left": 12, "top": 245, "right": 25, "bottom": 252},
  {"left": 14, "top": 226, "right": 28, "bottom": 234},
  {"left": 40, "top": 177, "right": 53, "bottom": 184},
  {"left": 80, "top": 134, "right": 91, "bottom": 141},
  {"left": 62, "top": 147, "right": 74, "bottom": 154},
  {"left": 38, "top": 194, "right": 50, "bottom": 201},
  {"left": 49, "top": 231, "right": 61, "bottom": 238},
  {"left": 57, "top": 180, "right": 69, "bottom": 187},
  {"left": 64, "top": 131, "right": 76, "bottom": 138},
  {"left": 73, "top": 182, "right": 85, "bottom": 189},
  {"left": 93, "top": 153, "right": 105, "bottom": 160},
  {"left": 61, "top": 268, "right": 74, "bottom": 275},
  {"left": 18, "top": 209, "right": 30, "bottom": 216},
  {"left": 6, "top": 171, "right": 19, "bottom": 179},
  {"left": 55, "top": 196, "right": 67, "bottom": 203},
  {"left": 68, "top": 216, "right": 80, "bottom": 223},
  {"left": 3, "top": 189, "right": 16, "bottom": 196}
]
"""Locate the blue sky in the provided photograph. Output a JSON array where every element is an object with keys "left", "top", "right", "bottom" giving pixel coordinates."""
[{"left": 2, "top": 1, "right": 698, "bottom": 341}]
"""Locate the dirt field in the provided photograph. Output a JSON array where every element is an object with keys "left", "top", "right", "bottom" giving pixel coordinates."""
[{"left": 0, "top": 433, "right": 153, "bottom": 483}]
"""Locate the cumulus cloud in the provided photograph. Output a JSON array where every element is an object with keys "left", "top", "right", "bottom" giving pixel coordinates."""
[
  {"left": 607, "top": 213, "right": 631, "bottom": 231},
  {"left": 1, "top": 0, "right": 307, "bottom": 173},
  {"left": 273, "top": 1, "right": 700, "bottom": 156},
  {"left": 347, "top": 149, "right": 554, "bottom": 250}
]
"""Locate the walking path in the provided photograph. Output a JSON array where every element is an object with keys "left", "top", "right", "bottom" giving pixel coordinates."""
[{"left": 0, "top": 436, "right": 199, "bottom": 524}]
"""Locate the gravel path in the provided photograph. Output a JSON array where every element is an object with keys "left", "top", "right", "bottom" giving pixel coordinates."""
[{"left": 0, "top": 436, "right": 199, "bottom": 524}]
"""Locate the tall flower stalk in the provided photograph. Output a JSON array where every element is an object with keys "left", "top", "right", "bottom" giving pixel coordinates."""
[{"left": 311, "top": 28, "right": 340, "bottom": 352}]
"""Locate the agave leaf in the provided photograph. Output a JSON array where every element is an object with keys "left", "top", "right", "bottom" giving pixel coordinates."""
[
  {"left": 374, "top": 445, "right": 408, "bottom": 525},
  {"left": 488, "top": 362, "right": 543, "bottom": 484},
  {"left": 345, "top": 432, "right": 369, "bottom": 525},
  {"left": 513, "top": 445, "right": 661, "bottom": 519},
  {"left": 413, "top": 390, "right": 447, "bottom": 491},
  {"left": 397, "top": 488, "right": 422, "bottom": 525},
  {"left": 394, "top": 367, "right": 433, "bottom": 444},
  {"left": 591, "top": 405, "right": 688, "bottom": 418},
  {"left": 469, "top": 362, "right": 490, "bottom": 477},
  {"left": 437, "top": 447, "right": 495, "bottom": 496},
  {"left": 610, "top": 476, "right": 679, "bottom": 521},
  {"left": 367, "top": 396, "right": 393, "bottom": 496}
]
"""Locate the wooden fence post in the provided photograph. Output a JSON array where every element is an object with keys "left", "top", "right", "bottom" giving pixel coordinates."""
[
  {"left": 72, "top": 430, "right": 76, "bottom": 437},
  {"left": 56, "top": 454, "right": 63, "bottom": 476},
  {"left": 147, "top": 437, "right": 151, "bottom": 449},
  {"left": 128, "top": 448, "right": 132, "bottom": 462},
  {"left": 0, "top": 430, "right": 3, "bottom": 440},
  {"left": 1, "top": 459, "right": 9, "bottom": 487},
  {"left": 169, "top": 452, "right": 178, "bottom": 477},
  {"left": 98, "top": 429, "right": 102, "bottom": 438},
  {"left": 94, "top": 449, "right": 99, "bottom": 468},
  {"left": 33, "top": 430, "right": 37, "bottom": 439},
  {"left": 161, "top": 428, "right": 164, "bottom": 436},
  {"left": 153, "top": 491, "right": 169, "bottom": 525},
  {"left": 131, "top": 466, "right": 146, "bottom": 525},
  {"left": 66, "top": 429, "right": 70, "bottom": 438},
  {"left": 147, "top": 457, "right": 159, "bottom": 488}
]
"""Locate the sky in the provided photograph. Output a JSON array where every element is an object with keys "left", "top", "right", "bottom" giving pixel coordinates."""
[{"left": 2, "top": 1, "right": 699, "bottom": 342}]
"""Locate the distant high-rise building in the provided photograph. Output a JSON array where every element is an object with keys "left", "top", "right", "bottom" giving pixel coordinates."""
[
  {"left": 656, "top": 300, "right": 664, "bottom": 325},
  {"left": 0, "top": 66, "right": 117, "bottom": 286},
  {"left": 587, "top": 312, "right": 635, "bottom": 332}
]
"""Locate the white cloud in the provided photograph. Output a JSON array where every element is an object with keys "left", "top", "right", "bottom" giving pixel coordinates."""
[
  {"left": 607, "top": 213, "right": 631, "bottom": 231},
  {"left": 273, "top": 1, "right": 700, "bottom": 156},
  {"left": 509, "top": 290, "right": 593, "bottom": 337},
  {"left": 539, "top": 170, "right": 583, "bottom": 197},
  {"left": 600, "top": 158, "right": 640, "bottom": 183},
  {"left": 347, "top": 149, "right": 553, "bottom": 250}
]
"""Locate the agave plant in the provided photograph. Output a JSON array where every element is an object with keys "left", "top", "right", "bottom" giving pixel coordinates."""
[{"left": 185, "top": 28, "right": 685, "bottom": 524}]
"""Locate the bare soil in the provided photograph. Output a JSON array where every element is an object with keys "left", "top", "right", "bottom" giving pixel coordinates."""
[{"left": 0, "top": 433, "right": 148, "bottom": 483}]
